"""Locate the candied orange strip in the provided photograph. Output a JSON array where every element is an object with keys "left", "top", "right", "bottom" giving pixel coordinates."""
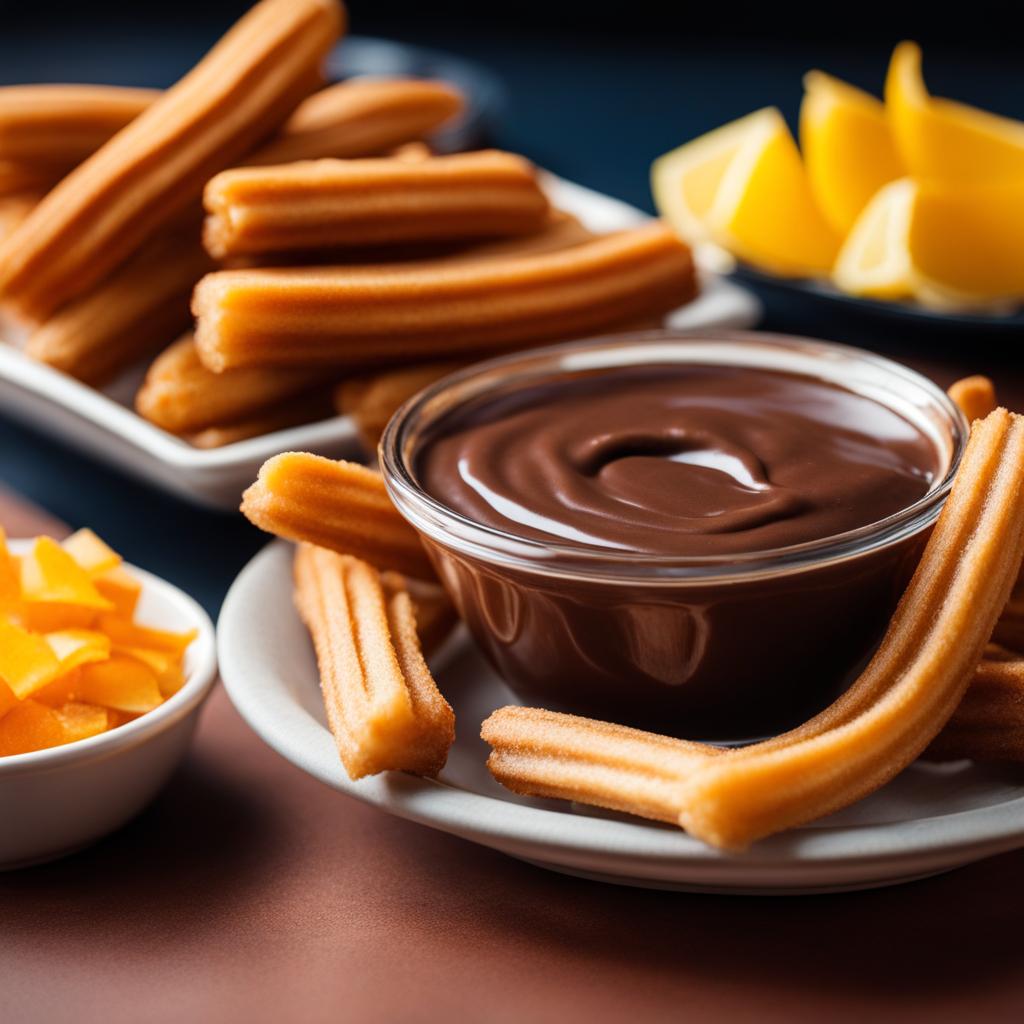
[
  {"left": 61, "top": 529, "right": 122, "bottom": 575},
  {"left": 0, "top": 619, "right": 62, "bottom": 699},
  {"left": 97, "top": 616, "right": 197, "bottom": 656},
  {"left": 44, "top": 629, "right": 112, "bottom": 672},
  {"left": 93, "top": 565, "right": 142, "bottom": 619},
  {"left": 19, "top": 536, "right": 114, "bottom": 610},
  {"left": 76, "top": 656, "right": 164, "bottom": 713},
  {"left": 0, "top": 680, "right": 17, "bottom": 720},
  {"left": 54, "top": 701, "right": 110, "bottom": 744},
  {"left": 0, "top": 700, "right": 65, "bottom": 755},
  {"left": 0, "top": 526, "right": 19, "bottom": 608}
]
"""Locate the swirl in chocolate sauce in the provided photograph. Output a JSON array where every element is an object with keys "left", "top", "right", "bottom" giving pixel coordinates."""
[{"left": 417, "top": 365, "right": 939, "bottom": 557}]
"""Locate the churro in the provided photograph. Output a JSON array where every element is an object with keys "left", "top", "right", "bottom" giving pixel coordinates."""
[
  {"left": 203, "top": 150, "right": 551, "bottom": 260},
  {"left": 0, "top": 192, "right": 39, "bottom": 241},
  {"left": 25, "top": 233, "right": 214, "bottom": 385},
  {"left": 245, "top": 78, "right": 463, "bottom": 166},
  {"left": 483, "top": 410, "right": 1024, "bottom": 847},
  {"left": 949, "top": 375, "right": 997, "bottom": 423},
  {"left": 293, "top": 543, "right": 454, "bottom": 779},
  {"left": 193, "top": 222, "right": 697, "bottom": 371},
  {"left": 0, "top": 0, "right": 343, "bottom": 320},
  {"left": 0, "top": 160, "right": 62, "bottom": 196},
  {"left": 401, "top": 577, "right": 458, "bottom": 657},
  {"left": 0, "top": 84, "right": 156, "bottom": 166},
  {"left": 183, "top": 390, "right": 337, "bottom": 448},
  {"left": 336, "top": 360, "right": 463, "bottom": 452},
  {"left": 242, "top": 453, "right": 434, "bottom": 579},
  {"left": 135, "top": 334, "right": 323, "bottom": 434}
]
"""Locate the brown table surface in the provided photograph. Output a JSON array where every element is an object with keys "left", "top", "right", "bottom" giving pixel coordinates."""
[{"left": 5, "top": 357, "right": 1024, "bottom": 1024}]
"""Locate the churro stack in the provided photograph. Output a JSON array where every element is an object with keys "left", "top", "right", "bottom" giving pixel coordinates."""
[{"left": 0, "top": 0, "right": 698, "bottom": 449}]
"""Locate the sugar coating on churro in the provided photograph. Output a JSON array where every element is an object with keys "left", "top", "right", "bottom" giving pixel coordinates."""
[
  {"left": 135, "top": 334, "right": 323, "bottom": 434},
  {"left": 0, "top": 84, "right": 157, "bottom": 164},
  {"left": 192, "top": 222, "right": 697, "bottom": 371},
  {"left": 242, "top": 78, "right": 464, "bottom": 166},
  {"left": 26, "top": 234, "right": 214, "bottom": 385},
  {"left": 949, "top": 375, "right": 998, "bottom": 425},
  {"left": 202, "top": 150, "right": 551, "bottom": 259},
  {"left": 241, "top": 452, "right": 435, "bottom": 580},
  {"left": 0, "top": 0, "right": 344, "bottom": 319},
  {"left": 294, "top": 544, "right": 454, "bottom": 779}
]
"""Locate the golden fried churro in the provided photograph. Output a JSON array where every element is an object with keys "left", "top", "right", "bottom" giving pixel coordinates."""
[
  {"left": 25, "top": 234, "right": 214, "bottom": 385},
  {"left": 0, "top": 0, "right": 344, "bottom": 320},
  {"left": 949, "top": 375, "right": 997, "bottom": 423},
  {"left": 336, "top": 360, "right": 462, "bottom": 452},
  {"left": 0, "top": 84, "right": 156, "bottom": 165},
  {"left": 0, "top": 160, "right": 62, "bottom": 196},
  {"left": 202, "top": 151, "right": 551, "bottom": 260},
  {"left": 183, "top": 390, "right": 336, "bottom": 447},
  {"left": 135, "top": 334, "right": 323, "bottom": 434},
  {"left": 249, "top": 78, "right": 463, "bottom": 166},
  {"left": 399, "top": 576, "right": 458, "bottom": 657},
  {"left": 482, "top": 706, "right": 712, "bottom": 824},
  {"left": 193, "top": 222, "right": 696, "bottom": 371},
  {"left": 294, "top": 544, "right": 454, "bottom": 779},
  {"left": 438, "top": 209, "right": 595, "bottom": 263},
  {"left": 927, "top": 657, "right": 1024, "bottom": 762},
  {"left": 675, "top": 409, "right": 1024, "bottom": 849},
  {"left": 0, "top": 192, "right": 39, "bottom": 241},
  {"left": 242, "top": 452, "right": 434, "bottom": 579}
]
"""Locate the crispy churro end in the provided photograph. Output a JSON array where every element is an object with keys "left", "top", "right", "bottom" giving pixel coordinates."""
[{"left": 949, "top": 375, "right": 998, "bottom": 425}]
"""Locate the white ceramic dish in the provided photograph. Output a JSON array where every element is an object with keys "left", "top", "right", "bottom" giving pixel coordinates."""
[
  {"left": 219, "top": 541, "right": 1024, "bottom": 895},
  {"left": 0, "top": 177, "right": 760, "bottom": 510},
  {"left": 0, "top": 541, "right": 217, "bottom": 870}
]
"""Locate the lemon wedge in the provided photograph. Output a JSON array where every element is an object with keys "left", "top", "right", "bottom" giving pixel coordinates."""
[
  {"left": 886, "top": 41, "right": 1024, "bottom": 184},
  {"left": 908, "top": 181, "right": 1024, "bottom": 308},
  {"left": 653, "top": 107, "right": 840, "bottom": 276},
  {"left": 800, "top": 71, "right": 904, "bottom": 235},
  {"left": 833, "top": 178, "right": 915, "bottom": 300},
  {"left": 651, "top": 108, "right": 778, "bottom": 245}
]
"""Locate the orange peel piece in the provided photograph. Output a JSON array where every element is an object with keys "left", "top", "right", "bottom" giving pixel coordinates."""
[
  {"left": 75, "top": 656, "right": 164, "bottom": 714},
  {"left": 0, "top": 618, "right": 62, "bottom": 699},
  {"left": 0, "top": 700, "right": 65, "bottom": 755},
  {"left": 293, "top": 544, "right": 454, "bottom": 779}
]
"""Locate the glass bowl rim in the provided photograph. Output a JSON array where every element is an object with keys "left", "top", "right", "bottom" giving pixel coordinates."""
[{"left": 379, "top": 329, "right": 969, "bottom": 584}]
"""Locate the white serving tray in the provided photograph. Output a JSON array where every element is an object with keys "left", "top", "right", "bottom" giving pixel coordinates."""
[{"left": 0, "top": 177, "right": 760, "bottom": 510}]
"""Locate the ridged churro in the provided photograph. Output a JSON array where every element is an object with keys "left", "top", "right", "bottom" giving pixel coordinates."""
[
  {"left": 193, "top": 222, "right": 697, "bottom": 371},
  {"left": 0, "top": 192, "right": 39, "bottom": 241},
  {"left": 0, "top": 84, "right": 156, "bottom": 166},
  {"left": 949, "top": 375, "right": 997, "bottom": 424},
  {"left": 675, "top": 409, "right": 1024, "bottom": 849},
  {"left": 483, "top": 410, "right": 1024, "bottom": 848},
  {"left": 135, "top": 334, "right": 323, "bottom": 434},
  {"left": 336, "top": 360, "right": 463, "bottom": 452},
  {"left": 25, "top": 233, "right": 214, "bottom": 385},
  {"left": 293, "top": 544, "right": 454, "bottom": 779},
  {"left": 245, "top": 78, "right": 463, "bottom": 166},
  {"left": 242, "top": 453, "right": 434, "bottom": 579},
  {"left": 0, "top": 0, "right": 343, "bottom": 320},
  {"left": 0, "top": 160, "right": 61, "bottom": 196},
  {"left": 203, "top": 150, "right": 551, "bottom": 260},
  {"left": 183, "top": 390, "right": 337, "bottom": 448}
]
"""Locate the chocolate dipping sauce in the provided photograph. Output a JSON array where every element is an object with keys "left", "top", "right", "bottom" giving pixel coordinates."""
[
  {"left": 418, "top": 366, "right": 938, "bottom": 558},
  {"left": 398, "top": 349, "right": 956, "bottom": 740}
]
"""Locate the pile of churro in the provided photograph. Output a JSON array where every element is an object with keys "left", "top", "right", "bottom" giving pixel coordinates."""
[
  {"left": 0, "top": 0, "right": 697, "bottom": 449},
  {"left": 239, "top": 376, "right": 1024, "bottom": 850}
]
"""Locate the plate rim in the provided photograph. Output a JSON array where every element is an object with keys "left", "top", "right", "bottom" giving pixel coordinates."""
[{"left": 217, "top": 540, "right": 1024, "bottom": 888}]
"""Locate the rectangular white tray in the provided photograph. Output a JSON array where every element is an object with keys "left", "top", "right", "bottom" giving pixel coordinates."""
[{"left": 0, "top": 176, "right": 760, "bottom": 510}]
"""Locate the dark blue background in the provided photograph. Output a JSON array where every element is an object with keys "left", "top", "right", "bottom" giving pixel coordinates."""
[{"left": 2, "top": 5, "right": 1022, "bottom": 613}]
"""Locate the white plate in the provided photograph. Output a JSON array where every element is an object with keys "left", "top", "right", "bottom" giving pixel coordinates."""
[
  {"left": 0, "top": 177, "right": 760, "bottom": 510},
  {"left": 219, "top": 541, "right": 1024, "bottom": 894}
]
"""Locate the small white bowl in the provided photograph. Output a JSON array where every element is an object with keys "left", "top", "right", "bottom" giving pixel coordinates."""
[{"left": 0, "top": 542, "right": 217, "bottom": 869}]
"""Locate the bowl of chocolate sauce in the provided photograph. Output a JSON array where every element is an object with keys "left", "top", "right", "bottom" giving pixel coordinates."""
[{"left": 380, "top": 330, "right": 967, "bottom": 740}]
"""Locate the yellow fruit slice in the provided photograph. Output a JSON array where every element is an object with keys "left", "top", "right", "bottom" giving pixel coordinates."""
[
  {"left": 653, "top": 107, "right": 840, "bottom": 276},
  {"left": 0, "top": 618, "right": 62, "bottom": 699},
  {"left": 61, "top": 528, "right": 121, "bottom": 576},
  {"left": 886, "top": 41, "right": 1024, "bottom": 184},
  {"left": 833, "top": 178, "right": 915, "bottom": 300},
  {"left": 800, "top": 71, "right": 904, "bottom": 235},
  {"left": 651, "top": 108, "right": 778, "bottom": 244},
  {"left": 908, "top": 180, "right": 1024, "bottom": 308}
]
